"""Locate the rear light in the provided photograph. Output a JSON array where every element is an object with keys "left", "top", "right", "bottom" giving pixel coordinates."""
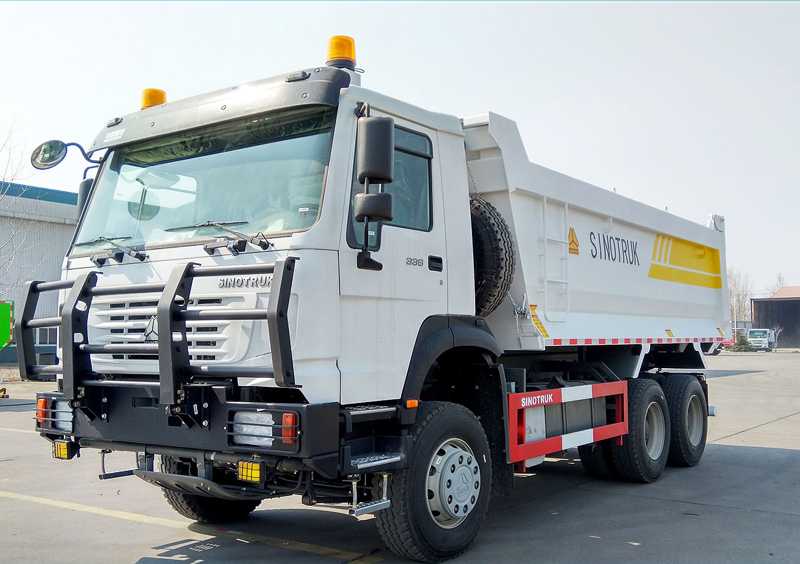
[
  {"left": 36, "top": 398, "right": 48, "bottom": 426},
  {"left": 281, "top": 412, "right": 298, "bottom": 445}
]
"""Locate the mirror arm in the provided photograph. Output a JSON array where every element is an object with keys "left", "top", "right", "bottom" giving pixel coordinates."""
[
  {"left": 65, "top": 142, "right": 102, "bottom": 164},
  {"left": 82, "top": 164, "right": 100, "bottom": 180},
  {"left": 357, "top": 176, "right": 383, "bottom": 272}
]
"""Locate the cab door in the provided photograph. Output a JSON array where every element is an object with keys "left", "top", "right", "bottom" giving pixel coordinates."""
[{"left": 338, "top": 114, "right": 447, "bottom": 404}]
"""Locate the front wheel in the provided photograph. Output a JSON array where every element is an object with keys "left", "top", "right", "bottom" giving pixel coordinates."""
[{"left": 375, "top": 401, "right": 492, "bottom": 563}]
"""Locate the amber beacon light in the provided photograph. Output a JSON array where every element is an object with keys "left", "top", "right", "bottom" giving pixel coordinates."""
[
  {"left": 326, "top": 35, "right": 356, "bottom": 70},
  {"left": 141, "top": 88, "right": 167, "bottom": 110}
]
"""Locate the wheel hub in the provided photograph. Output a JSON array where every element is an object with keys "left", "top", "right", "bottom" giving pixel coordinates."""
[
  {"left": 644, "top": 401, "right": 666, "bottom": 460},
  {"left": 426, "top": 438, "right": 480, "bottom": 529},
  {"left": 686, "top": 394, "right": 704, "bottom": 447}
]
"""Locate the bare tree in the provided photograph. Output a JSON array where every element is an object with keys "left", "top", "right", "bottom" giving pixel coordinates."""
[
  {"left": 770, "top": 273, "right": 786, "bottom": 296},
  {"left": 772, "top": 325, "right": 783, "bottom": 348},
  {"left": 0, "top": 131, "right": 37, "bottom": 307},
  {"left": 727, "top": 266, "right": 753, "bottom": 328}
]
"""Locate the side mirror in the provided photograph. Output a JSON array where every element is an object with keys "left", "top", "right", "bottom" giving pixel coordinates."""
[
  {"left": 31, "top": 140, "right": 68, "bottom": 170},
  {"left": 77, "top": 177, "right": 93, "bottom": 218},
  {"left": 354, "top": 116, "right": 394, "bottom": 272},
  {"left": 354, "top": 192, "right": 392, "bottom": 223},
  {"left": 356, "top": 116, "right": 394, "bottom": 184}
]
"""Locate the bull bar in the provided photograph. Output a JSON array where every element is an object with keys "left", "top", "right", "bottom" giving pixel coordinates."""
[{"left": 16, "top": 257, "right": 298, "bottom": 403}]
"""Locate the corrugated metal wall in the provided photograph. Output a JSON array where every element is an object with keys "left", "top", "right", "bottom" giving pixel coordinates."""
[
  {"left": 752, "top": 300, "right": 800, "bottom": 347},
  {"left": 0, "top": 215, "right": 75, "bottom": 317}
]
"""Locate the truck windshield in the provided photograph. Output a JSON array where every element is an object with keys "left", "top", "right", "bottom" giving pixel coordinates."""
[
  {"left": 72, "top": 105, "right": 336, "bottom": 255},
  {"left": 749, "top": 330, "right": 768, "bottom": 338}
]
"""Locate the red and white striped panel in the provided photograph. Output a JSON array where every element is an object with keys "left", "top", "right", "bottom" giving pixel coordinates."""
[
  {"left": 545, "top": 336, "right": 724, "bottom": 346},
  {"left": 506, "top": 381, "right": 628, "bottom": 464}
]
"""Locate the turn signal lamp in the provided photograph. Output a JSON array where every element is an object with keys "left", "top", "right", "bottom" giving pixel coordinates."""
[
  {"left": 141, "top": 88, "right": 167, "bottom": 110},
  {"left": 326, "top": 35, "right": 356, "bottom": 70},
  {"left": 281, "top": 412, "right": 298, "bottom": 445},
  {"left": 237, "top": 460, "right": 262, "bottom": 484},
  {"left": 36, "top": 398, "right": 47, "bottom": 426}
]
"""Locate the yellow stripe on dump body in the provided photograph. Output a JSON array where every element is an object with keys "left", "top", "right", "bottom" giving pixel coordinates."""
[
  {"left": 648, "top": 234, "right": 722, "bottom": 289},
  {"left": 528, "top": 305, "right": 550, "bottom": 338}
]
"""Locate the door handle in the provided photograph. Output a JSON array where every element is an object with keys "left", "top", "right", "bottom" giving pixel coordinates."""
[{"left": 428, "top": 255, "right": 443, "bottom": 272}]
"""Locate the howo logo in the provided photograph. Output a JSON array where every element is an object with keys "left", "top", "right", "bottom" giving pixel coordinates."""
[
  {"left": 521, "top": 393, "right": 555, "bottom": 408},
  {"left": 143, "top": 315, "right": 159, "bottom": 342}
]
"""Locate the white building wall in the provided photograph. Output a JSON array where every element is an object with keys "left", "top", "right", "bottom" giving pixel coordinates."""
[{"left": 0, "top": 193, "right": 77, "bottom": 319}]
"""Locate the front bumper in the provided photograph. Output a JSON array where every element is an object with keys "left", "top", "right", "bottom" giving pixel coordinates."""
[{"left": 36, "top": 384, "right": 340, "bottom": 477}]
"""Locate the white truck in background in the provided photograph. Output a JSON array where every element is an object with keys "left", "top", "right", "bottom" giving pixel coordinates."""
[
  {"left": 747, "top": 328, "right": 774, "bottom": 351},
  {"left": 22, "top": 36, "right": 728, "bottom": 562}
]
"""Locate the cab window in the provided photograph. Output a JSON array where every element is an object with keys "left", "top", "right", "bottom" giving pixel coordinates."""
[{"left": 349, "top": 126, "right": 432, "bottom": 248}]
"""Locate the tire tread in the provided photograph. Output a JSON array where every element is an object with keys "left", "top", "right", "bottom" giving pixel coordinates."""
[
  {"left": 471, "top": 196, "right": 515, "bottom": 318},
  {"left": 611, "top": 379, "right": 670, "bottom": 483},
  {"left": 661, "top": 374, "right": 707, "bottom": 467}
]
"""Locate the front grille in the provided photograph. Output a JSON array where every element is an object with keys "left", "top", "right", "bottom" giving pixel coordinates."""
[{"left": 91, "top": 295, "right": 244, "bottom": 364}]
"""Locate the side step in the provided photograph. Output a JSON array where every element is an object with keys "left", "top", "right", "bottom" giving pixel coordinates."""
[
  {"left": 350, "top": 452, "right": 403, "bottom": 471},
  {"left": 349, "top": 471, "right": 391, "bottom": 517},
  {"left": 350, "top": 498, "right": 391, "bottom": 516}
]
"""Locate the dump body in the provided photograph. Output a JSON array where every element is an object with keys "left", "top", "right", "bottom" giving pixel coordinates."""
[{"left": 463, "top": 113, "right": 729, "bottom": 352}]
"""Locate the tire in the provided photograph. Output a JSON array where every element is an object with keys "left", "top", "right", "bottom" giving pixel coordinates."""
[
  {"left": 661, "top": 374, "right": 707, "bottom": 467},
  {"left": 160, "top": 456, "right": 260, "bottom": 523},
  {"left": 610, "top": 379, "right": 671, "bottom": 483},
  {"left": 578, "top": 440, "right": 617, "bottom": 479},
  {"left": 375, "top": 401, "right": 492, "bottom": 562},
  {"left": 470, "top": 196, "right": 515, "bottom": 317}
]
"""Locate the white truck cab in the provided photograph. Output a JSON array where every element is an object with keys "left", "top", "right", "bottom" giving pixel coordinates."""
[
  {"left": 747, "top": 328, "right": 773, "bottom": 351},
  {"left": 22, "top": 36, "right": 727, "bottom": 562}
]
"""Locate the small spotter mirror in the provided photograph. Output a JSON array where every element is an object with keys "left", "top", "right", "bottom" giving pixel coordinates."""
[{"left": 31, "top": 140, "right": 68, "bottom": 170}]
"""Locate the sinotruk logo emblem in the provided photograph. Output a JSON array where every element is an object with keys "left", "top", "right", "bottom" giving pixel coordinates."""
[
  {"left": 143, "top": 315, "right": 159, "bottom": 342},
  {"left": 568, "top": 226, "right": 580, "bottom": 256}
]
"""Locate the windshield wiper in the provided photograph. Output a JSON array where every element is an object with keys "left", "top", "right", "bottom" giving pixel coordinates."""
[
  {"left": 166, "top": 220, "right": 270, "bottom": 252},
  {"left": 74, "top": 235, "right": 133, "bottom": 247},
  {"left": 75, "top": 236, "right": 147, "bottom": 265}
]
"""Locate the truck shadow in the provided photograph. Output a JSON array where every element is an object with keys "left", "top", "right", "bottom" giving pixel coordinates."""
[{"left": 135, "top": 444, "right": 800, "bottom": 564}]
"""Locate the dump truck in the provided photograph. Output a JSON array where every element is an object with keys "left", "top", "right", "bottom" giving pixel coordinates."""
[{"left": 23, "top": 36, "right": 728, "bottom": 562}]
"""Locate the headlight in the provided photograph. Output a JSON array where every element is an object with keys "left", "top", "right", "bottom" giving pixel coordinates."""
[
  {"left": 53, "top": 400, "right": 74, "bottom": 432},
  {"left": 232, "top": 411, "right": 275, "bottom": 447},
  {"left": 230, "top": 410, "right": 299, "bottom": 450}
]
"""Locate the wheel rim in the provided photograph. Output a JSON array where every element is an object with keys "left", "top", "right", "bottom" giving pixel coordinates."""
[
  {"left": 686, "top": 394, "right": 704, "bottom": 447},
  {"left": 426, "top": 438, "right": 481, "bottom": 529},
  {"left": 643, "top": 401, "right": 666, "bottom": 460}
]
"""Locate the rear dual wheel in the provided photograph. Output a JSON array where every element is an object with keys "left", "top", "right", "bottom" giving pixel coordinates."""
[
  {"left": 661, "top": 374, "right": 708, "bottom": 467},
  {"left": 609, "top": 378, "right": 672, "bottom": 483},
  {"left": 580, "top": 376, "right": 707, "bottom": 482}
]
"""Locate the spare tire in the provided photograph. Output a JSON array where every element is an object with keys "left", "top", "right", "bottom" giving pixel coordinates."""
[{"left": 470, "top": 195, "right": 515, "bottom": 317}]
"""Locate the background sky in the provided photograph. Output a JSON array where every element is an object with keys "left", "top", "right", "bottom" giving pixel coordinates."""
[{"left": 2, "top": 2, "right": 797, "bottom": 292}]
